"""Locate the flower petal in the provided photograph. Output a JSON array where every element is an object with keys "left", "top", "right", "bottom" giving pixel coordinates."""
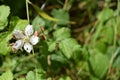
[
  {"left": 13, "top": 30, "right": 24, "bottom": 39},
  {"left": 25, "top": 24, "right": 33, "bottom": 36},
  {"left": 24, "top": 42, "right": 33, "bottom": 53},
  {"left": 12, "top": 40, "right": 24, "bottom": 50},
  {"left": 30, "top": 35, "right": 39, "bottom": 45}
]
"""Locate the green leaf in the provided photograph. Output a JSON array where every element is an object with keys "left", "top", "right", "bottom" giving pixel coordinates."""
[
  {"left": 59, "top": 38, "right": 80, "bottom": 59},
  {"left": 89, "top": 76, "right": 99, "bottom": 80},
  {"left": 97, "top": 7, "right": 114, "bottom": 22},
  {"left": 72, "top": 45, "right": 85, "bottom": 61},
  {"left": 2, "top": 57, "right": 17, "bottom": 71},
  {"left": 59, "top": 76, "right": 71, "bottom": 80},
  {"left": 26, "top": 71, "right": 35, "bottom": 80},
  {"left": 100, "top": 19, "right": 114, "bottom": 44},
  {"left": 39, "top": 40, "right": 49, "bottom": 55},
  {"left": 53, "top": 27, "right": 71, "bottom": 40},
  {"left": 51, "top": 9, "right": 69, "bottom": 25},
  {"left": 48, "top": 27, "right": 71, "bottom": 52},
  {"left": 32, "top": 16, "right": 45, "bottom": 32},
  {"left": 95, "top": 41, "right": 107, "bottom": 53},
  {"left": 0, "top": 32, "right": 12, "bottom": 55},
  {"left": 51, "top": 52, "right": 68, "bottom": 63},
  {"left": 48, "top": 40, "right": 56, "bottom": 52},
  {"left": 26, "top": 69, "right": 46, "bottom": 80},
  {"left": 28, "top": 1, "right": 57, "bottom": 21},
  {"left": 9, "top": 17, "right": 20, "bottom": 31},
  {"left": 0, "top": 70, "right": 13, "bottom": 80},
  {"left": 0, "top": 5, "right": 10, "bottom": 30},
  {"left": 9, "top": 17, "right": 28, "bottom": 31},
  {"left": 89, "top": 52, "right": 109, "bottom": 78}
]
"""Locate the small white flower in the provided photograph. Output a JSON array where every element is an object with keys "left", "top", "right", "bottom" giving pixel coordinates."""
[
  {"left": 12, "top": 40, "right": 24, "bottom": 50},
  {"left": 13, "top": 30, "right": 24, "bottom": 39},
  {"left": 24, "top": 42, "right": 33, "bottom": 53},
  {"left": 30, "top": 35, "right": 39, "bottom": 45},
  {"left": 12, "top": 24, "right": 39, "bottom": 53},
  {"left": 25, "top": 24, "right": 33, "bottom": 36}
]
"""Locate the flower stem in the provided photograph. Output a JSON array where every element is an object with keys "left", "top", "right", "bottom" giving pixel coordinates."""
[
  {"left": 26, "top": 0, "right": 30, "bottom": 23},
  {"left": 32, "top": 48, "right": 35, "bottom": 55}
]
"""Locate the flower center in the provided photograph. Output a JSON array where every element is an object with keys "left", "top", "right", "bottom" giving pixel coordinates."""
[{"left": 23, "top": 36, "right": 29, "bottom": 42}]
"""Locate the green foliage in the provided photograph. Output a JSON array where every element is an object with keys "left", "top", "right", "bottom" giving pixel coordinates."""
[
  {"left": 26, "top": 69, "right": 46, "bottom": 80},
  {"left": 32, "top": 16, "right": 45, "bottom": 32},
  {"left": 48, "top": 27, "right": 71, "bottom": 52},
  {"left": 89, "top": 53, "right": 109, "bottom": 78},
  {"left": 51, "top": 9, "right": 70, "bottom": 25},
  {"left": 29, "top": 1, "right": 57, "bottom": 21},
  {"left": 10, "top": 17, "right": 28, "bottom": 30},
  {"left": 59, "top": 38, "right": 80, "bottom": 59},
  {"left": 97, "top": 7, "right": 114, "bottom": 22},
  {"left": 53, "top": 27, "right": 71, "bottom": 40},
  {"left": 0, "top": 0, "right": 120, "bottom": 80},
  {"left": 59, "top": 76, "right": 71, "bottom": 80},
  {"left": 0, "top": 70, "right": 13, "bottom": 80},
  {"left": 50, "top": 52, "right": 68, "bottom": 63},
  {"left": 0, "top": 5, "right": 10, "bottom": 30},
  {"left": 0, "top": 32, "right": 12, "bottom": 55}
]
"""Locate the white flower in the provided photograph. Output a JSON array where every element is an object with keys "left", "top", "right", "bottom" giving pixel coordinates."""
[{"left": 12, "top": 24, "right": 39, "bottom": 53}]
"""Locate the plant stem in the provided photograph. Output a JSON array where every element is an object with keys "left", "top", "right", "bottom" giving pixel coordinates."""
[
  {"left": 26, "top": 0, "right": 30, "bottom": 23},
  {"left": 106, "top": 47, "right": 120, "bottom": 80},
  {"left": 63, "top": 0, "right": 68, "bottom": 10},
  {"left": 106, "top": 1, "right": 120, "bottom": 79},
  {"left": 113, "top": 0, "right": 119, "bottom": 48},
  {"left": 32, "top": 48, "right": 35, "bottom": 55}
]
